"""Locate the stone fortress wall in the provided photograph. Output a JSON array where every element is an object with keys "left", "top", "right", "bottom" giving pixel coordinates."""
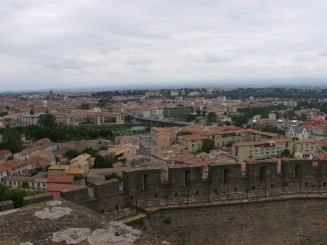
[
  {"left": 59, "top": 159, "right": 327, "bottom": 213},
  {"left": 141, "top": 198, "right": 327, "bottom": 245},
  {"left": 3, "top": 159, "right": 327, "bottom": 244},
  {"left": 2, "top": 159, "right": 327, "bottom": 214}
]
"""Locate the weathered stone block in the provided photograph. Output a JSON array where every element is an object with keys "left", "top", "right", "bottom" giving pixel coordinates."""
[
  {"left": 281, "top": 159, "right": 312, "bottom": 180},
  {"left": 246, "top": 160, "right": 279, "bottom": 186},
  {"left": 61, "top": 186, "right": 89, "bottom": 203},
  {"left": 123, "top": 167, "right": 161, "bottom": 193},
  {"left": 23, "top": 193, "right": 53, "bottom": 206},
  {"left": 318, "top": 160, "right": 327, "bottom": 176},
  {"left": 0, "top": 200, "right": 14, "bottom": 211},
  {"left": 93, "top": 179, "right": 121, "bottom": 198},
  {"left": 168, "top": 165, "right": 203, "bottom": 188},
  {"left": 208, "top": 163, "right": 242, "bottom": 186}
]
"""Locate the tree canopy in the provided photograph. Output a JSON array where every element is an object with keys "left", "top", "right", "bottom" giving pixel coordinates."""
[
  {"left": 14, "top": 126, "right": 113, "bottom": 142},
  {"left": 93, "top": 154, "right": 119, "bottom": 168},
  {"left": 202, "top": 139, "right": 215, "bottom": 153},
  {"left": 0, "top": 128, "right": 24, "bottom": 153},
  {"left": 124, "top": 115, "right": 133, "bottom": 123},
  {"left": 206, "top": 112, "right": 217, "bottom": 123},
  {"left": 0, "top": 184, "right": 43, "bottom": 208},
  {"left": 38, "top": 113, "right": 56, "bottom": 127},
  {"left": 79, "top": 103, "right": 90, "bottom": 110}
]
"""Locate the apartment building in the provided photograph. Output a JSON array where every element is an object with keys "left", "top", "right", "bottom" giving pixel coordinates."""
[
  {"left": 206, "top": 129, "right": 248, "bottom": 147},
  {"left": 292, "top": 139, "right": 319, "bottom": 153},
  {"left": 181, "top": 125, "right": 281, "bottom": 148},
  {"left": 232, "top": 139, "right": 319, "bottom": 162},
  {"left": 232, "top": 139, "right": 292, "bottom": 161},
  {"left": 302, "top": 120, "right": 327, "bottom": 136},
  {"left": 18, "top": 113, "right": 42, "bottom": 126},
  {"left": 177, "top": 135, "right": 209, "bottom": 153},
  {"left": 151, "top": 127, "right": 180, "bottom": 146},
  {"left": 51, "top": 110, "right": 125, "bottom": 126},
  {"left": 0, "top": 159, "right": 29, "bottom": 176},
  {"left": 2, "top": 176, "right": 48, "bottom": 191}
]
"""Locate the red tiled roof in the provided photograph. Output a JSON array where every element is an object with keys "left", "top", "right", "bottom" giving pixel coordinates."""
[
  {"left": 315, "top": 153, "right": 327, "bottom": 159},
  {"left": 0, "top": 166, "right": 8, "bottom": 173},
  {"left": 48, "top": 175, "right": 74, "bottom": 184},
  {"left": 0, "top": 162, "right": 15, "bottom": 170},
  {"left": 46, "top": 183, "right": 78, "bottom": 192},
  {"left": 26, "top": 156, "right": 42, "bottom": 165},
  {"left": 294, "top": 139, "right": 319, "bottom": 144},
  {"left": 234, "top": 139, "right": 291, "bottom": 147},
  {"left": 179, "top": 135, "right": 209, "bottom": 141},
  {"left": 0, "top": 150, "right": 11, "bottom": 155}
]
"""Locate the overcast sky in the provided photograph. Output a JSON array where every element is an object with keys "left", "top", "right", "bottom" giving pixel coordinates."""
[{"left": 1, "top": 0, "right": 327, "bottom": 91}]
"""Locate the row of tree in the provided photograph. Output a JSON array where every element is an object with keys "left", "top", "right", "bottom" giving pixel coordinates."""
[
  {"left": 0, "top": 184, "right": 44, "bottom": 208},
  {"left": 0, "top": 125, "right": 114, "bottom": 153},
  {"left": 205, "top": 88, "right": 327, "bottom": 100}
]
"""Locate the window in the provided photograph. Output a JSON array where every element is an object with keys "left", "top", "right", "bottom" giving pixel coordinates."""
[
  {"left": 223, "top": 169, "right": 230, "bottom": 184},
  {"left": 294, "top": 164, "right": 302, "bottom": 179},
  {"left": 184, "top": 171, "right": 191, "bottom": 187},
  {"left": 260, "top": 166, "right": 267, "bottom": 181},
  {"left": 141, "top": 174, "right": 148, "bottom": 190}
]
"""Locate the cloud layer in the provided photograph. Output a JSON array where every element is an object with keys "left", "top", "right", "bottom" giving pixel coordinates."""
[{"left": 1, "top": 0, "right": 327, "bottom": 91}]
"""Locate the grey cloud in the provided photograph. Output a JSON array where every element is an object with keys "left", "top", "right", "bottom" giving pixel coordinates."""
[
  {"left": 0, "top": 0, "right": 327, "bottom": 91},
  {"left": 319, "top": 51, "right": 327, "bottom": 57}
]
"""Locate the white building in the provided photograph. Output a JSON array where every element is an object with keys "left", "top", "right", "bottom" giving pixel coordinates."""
[
  {"left": 286, "top": 126, "right": 309, "bottom": 140},
  {"left": 0, "top": 166, "right": 8, "bottom": 182}
]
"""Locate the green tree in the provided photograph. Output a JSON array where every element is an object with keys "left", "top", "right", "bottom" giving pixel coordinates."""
[
  {"left": 0, "top": 111, "right": 8, "bottom": 117},
  {"left": 0, "top": 184, "right": 9, "bottom": 201},
  {"left": 206, "top": 112, "right": 217, "bottom": 123},
  {"left": 285, "top": 110, "right": 298, "bottom": 119},
  {"left": 226, "top": 140, "right": 235, "bottom": 147},
  {"left": 82, "top": 147, "right": 98, "bottom": 157},
  {"left": 0, "top": 129, "right": 24, "bottom": 153},
  {"left": 0, "top": 185, "right": 44, "bottom": 208},
  {"left": 177, "top": 131, "right": 192, "bottom": 136},
  {"left": 202, "top": 139, "right": 215, "bottom": 153},
  {"left": 38, "top": 113, "right": 56, "bottom": 127},
  {"left": 124, "top": 115, "right": 133, "bottom": 123},
  {"left": 22, "top": 180, "right": 29, "bottom": 189},
  {"left": 97, "top": 98, "right": 112, "bottom": 108},
  {"left": 300, "top": 114, "right": 308, "bottom": 121},
  {"left": 223, "top": 121, "right": 231, "bottom": 126},
  {"left": 261, "top": 125, "right": 285, "bottom": 135},
  {"left": 232, "top": 114, "right": 248, "bottom": 127},
  {"left": 79, "top": 103, "right": 90, "bottom": 110},
  {"left": 186, "top": 113, "right": 198, "bottom": 122},
  {"left": 281, "top": 149, "right": 293, "bottom": 158},
  {"left": 195, "top": 118, "right": 202, "bottom": 123},
  {"left": 64, "top": 149, "right": 80, "bottom": 160},
  {"left": 93, "top": 154, "right": 118, "bottom": 168},
  {"left": 2, "top": 188, "right": 27, "bottom": 208}
]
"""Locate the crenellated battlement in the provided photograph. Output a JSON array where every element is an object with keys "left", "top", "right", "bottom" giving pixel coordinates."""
[
  {"left": 58, "top": 159, "right": 327, "bottom": 215},
  {"left": 3, "top": 159, "right": 326, "bottom": 218}
]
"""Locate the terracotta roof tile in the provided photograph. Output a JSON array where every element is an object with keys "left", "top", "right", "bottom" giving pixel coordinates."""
[{"left": 48, "top": 175, "right": 74, "bottom": 184}]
